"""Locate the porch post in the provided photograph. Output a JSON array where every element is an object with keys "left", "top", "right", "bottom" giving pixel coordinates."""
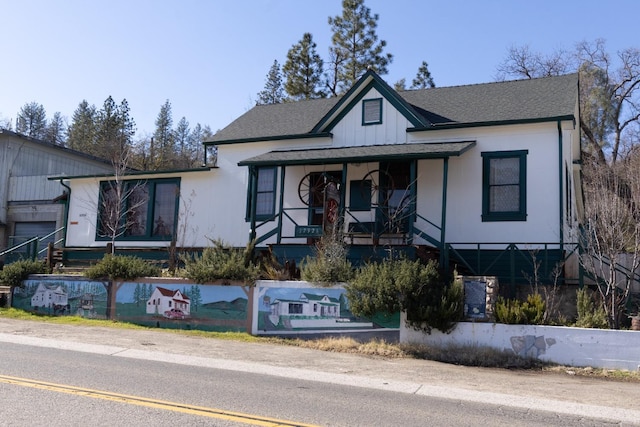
[
  {"left": 408, "top": 159, "right": 417, "bottom": 245},
  {"left": 341, "top": 163, "right": 347, "bottom": 227},
  {"left": 276, "top": 166, "right": 286, "bottom": 244},
  {"left": 440, "top": 157, "right": 449, "bottom": 267},
  {"left": 248, "top": 166, "right": 258, "bottom": 242}
]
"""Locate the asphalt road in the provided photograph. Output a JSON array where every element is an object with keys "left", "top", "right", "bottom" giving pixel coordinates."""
[{"left": 0, "top": 318, "right": 639, "bottom": 426}]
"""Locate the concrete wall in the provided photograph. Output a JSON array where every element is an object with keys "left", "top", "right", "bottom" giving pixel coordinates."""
[{"left": 400, "top": 315, "right": 640, "bottom": 371}]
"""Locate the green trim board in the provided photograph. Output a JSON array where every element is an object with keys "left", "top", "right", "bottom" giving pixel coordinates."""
[
  {"left": 407, "top": 115, "right": 575, "bottom": 132},
  {"left": 481, "top": 150, "right": 528, "bottom": 222},
  {"left": 204, "top": 132, "right": 333, "bottom": 146},
  {"left": 47, "top": 167, "right": 214, "bottom": 181},
  {"left": 238, "top": 141, "right": 476, "bottom": 167}
]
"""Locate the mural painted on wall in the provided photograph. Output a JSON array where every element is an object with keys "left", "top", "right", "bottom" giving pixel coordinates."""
[
  {"left": 255, "top": 285, "right": 399, "bottom": 332},
  {"left": 13, "top": 278, "right": 248, "bottom": 332}
]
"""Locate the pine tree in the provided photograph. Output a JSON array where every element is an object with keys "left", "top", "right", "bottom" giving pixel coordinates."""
[
  {"left": 256, "top": 60, "right": 284, "bottom": 105},
  {"left": 16, "top": 102, "right": 47, "bottom": 139},
  {"left": 174, "top": 116, "right": 193, "bottom": 168},
  {"left": 283, "top": 33, "right": 325, "bottom": 100},
  {"left": 67, "top": 100, "right": 97, "bottom": 153},
  {"left": 95, "top": 96, "right": 136, "bottom": 163},
  {"left": 411, "top": 61, "right": 436, "bottom": 89},
  {"left": 45, "top": 112, "right": 67, "bottom": 146},
  {"left": 327, "top": 0, "right": 393, "bottom": 95},
  {"left": 152, "top": 100, "right": 174, "bottom": 170}
]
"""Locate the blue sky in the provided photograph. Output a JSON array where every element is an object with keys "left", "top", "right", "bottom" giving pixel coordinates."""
[{"left": 0, "top": 0, "right": 637, "bottom": 138}]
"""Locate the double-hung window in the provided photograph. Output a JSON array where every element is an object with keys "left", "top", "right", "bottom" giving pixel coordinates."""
[
  {"left": 252, "top": 167, "right": 276, "bottom": 221},
  {"left": 97, "top": 178, "right": 180, "bottom": 240},
  {"left": 481, "top": 150, "right": 528, "bottom": 221}
]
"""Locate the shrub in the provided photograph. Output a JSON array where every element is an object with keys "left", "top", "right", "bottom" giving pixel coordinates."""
[
  {"left": 574, "top": 287, "right": 608, "bottom": 329},
  {"left": 84, "top": 254, "right": 160, "bottom": 281},
  {"left": 181, "top": 239, "right": 259, "bottom": 284},
  {"left": 494, "top": 293, "right": 546, "bottom": 325},
  {"left": 347, "top": 259, "right": 463, "bottom": 334},
  {"left": 300, "top": 233, "right": 353, "bottom": 284},
  {"left": 0, "top": 259, "right": 48, "bottom": 287}
]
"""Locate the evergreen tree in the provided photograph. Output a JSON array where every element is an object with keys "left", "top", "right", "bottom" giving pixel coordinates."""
[
  {"left": 174, "top": 116, "right": 192, "bottom": 168},
  {"left": 16, "top": 102, "right": 47, "bottom": 139},
  {"left": 327, "top": 0, "right": 393, "bottom": 95},
  {"left": 95, "top": 96, "right": 136, "bottom": 163},
  {"left": 394, "top": 78, "right": 406, "bottom": 91},
  {"left": 256, "top": 60, "right": 284, "bottom": 105},
  {"left": 67, "top": 100, "right": 97, "bottom": 153},
  {"left": 45, "top": 112, "right": 67, "bottom": 146},
  {"left": 152, "top": 100, "right": 175, "bottom": 170},
  {"left": 411, "top": 61, "right": 436, "bottom": 89},
  {"left": 283, "top": 33, "right": 325, "bottom": 100}
]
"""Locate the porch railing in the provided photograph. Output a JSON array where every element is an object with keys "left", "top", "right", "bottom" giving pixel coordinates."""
[{"left": 0, "top": 227, "right": 65, "bottom": 263}]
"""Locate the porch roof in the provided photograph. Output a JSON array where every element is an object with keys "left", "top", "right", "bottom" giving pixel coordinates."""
[{"left": 238, "top": 141, "right": 476, "bottom": 167}]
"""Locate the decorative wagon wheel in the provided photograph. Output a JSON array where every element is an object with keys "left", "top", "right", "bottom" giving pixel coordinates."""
[
  {"left": 360, "top": 169, "right": 394, "bottom": 206},
  {"left": 298, "top": 172, "right": 326, "bottom": 206}
]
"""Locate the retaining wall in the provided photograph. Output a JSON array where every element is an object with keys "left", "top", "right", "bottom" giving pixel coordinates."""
[{"left": 400, "top": 314, "right": 640, "bottom": 371}]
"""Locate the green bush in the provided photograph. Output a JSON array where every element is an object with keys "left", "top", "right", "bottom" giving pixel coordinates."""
[
  {"left": 574, "top": 287, "right": 608, "bottom": 329},
  {"left": 494, "top": 293, "right": 546, "bottom": 325},
  {"left": 300, "top": 234, "right": 353, "bottom": 284},
  {"left": 347, "top": 259, "right": 463, "bottom": 334},
  {"left": 0, "top": 259, "right": 48, "bottom": 287},
  {"left": 84, "top": 254, "right": 160, "bottom": 281},
  {"left": 181, "top": 240, "right": 259, "bottom": 284}
]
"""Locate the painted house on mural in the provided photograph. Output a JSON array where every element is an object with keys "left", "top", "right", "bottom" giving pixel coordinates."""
[
  {"left": 146, "top": 287, "right": 191, "bottom": 316},
  {"left": 270, "top": 293, "right": 341, "bottom": 318},
  {"left": 0, "top": 129, "right": 113, "bottom": 260},
  {"left": 56, "top": 71, "right": 582, "bottom": 293},
  {"left": 30, "top": 282, "right": 68, "bottom": 308}
]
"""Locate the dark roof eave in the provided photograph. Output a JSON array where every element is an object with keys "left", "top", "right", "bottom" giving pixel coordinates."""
[
  {"left": 47, "top": 166, "right": 216, "bottom": 181},
  {"left": 407, "top": 115, "right": 576, "bottom": 132},
  {"left": 205, "top": 132, "right": 333, "bottom": 146},
  {"left": 238, "top": 141, "right": 476, "bottom": 167}
]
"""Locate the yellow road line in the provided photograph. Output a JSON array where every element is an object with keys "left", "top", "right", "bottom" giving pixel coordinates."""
[{"left": 0, "top": 374, "right": 319, "bottom": 427}]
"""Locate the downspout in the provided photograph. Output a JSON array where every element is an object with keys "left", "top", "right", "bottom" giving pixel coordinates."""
[
  {"left": 440, "top": 157, "right": 449, "bottom": 268},
  {"left": 557, "top": 121, "right": 564, "bottom": 250}
]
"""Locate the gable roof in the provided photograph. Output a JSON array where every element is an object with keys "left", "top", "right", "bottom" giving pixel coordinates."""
[{"left": 206, "top": 72, "right": 578, "bottom": 145}]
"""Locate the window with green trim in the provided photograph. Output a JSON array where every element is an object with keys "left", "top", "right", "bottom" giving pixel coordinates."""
[
  {"left": 481, "top": 150, "right": 527, "bottom": 221},
  {"left": 362, "top": 98, "right": 382, "bottom": 125},
  {"left": 255, "top": 167, "right": 276, "bottom": 220},
  {"left": 97, "top": 178, "right": 180, "bottom": 240}
]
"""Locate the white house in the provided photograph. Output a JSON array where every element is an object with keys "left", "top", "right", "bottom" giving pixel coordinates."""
[
  {"left": 270, "top": 293, "right": 341, "bottom": 318},
  {"left": 146, "top": 286, "right": 191, "bottom": 316},
  {"left": 57, "top": 71, "right": 582, "bottom": 294},
  {"left": 30, "top": 282, "right": 68, "bottom": 308}
]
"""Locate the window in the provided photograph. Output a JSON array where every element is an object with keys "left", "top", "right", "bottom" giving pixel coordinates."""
[
  {"left": 252, "top": 167, "right": 276, "bottom": 220},
  {"left": 362, "top": 98, "right": 382, "bottom": 125},
  {"left": 97, "top": 178, "right": 180, "bottom": 240},
  {"left": 481, "top": 150, "right": 527, "bottom": 221},
  {"left": 289, "top": 303, "right": 303, "bottom": 314}
]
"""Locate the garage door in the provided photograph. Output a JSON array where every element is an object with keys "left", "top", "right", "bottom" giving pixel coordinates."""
[{"left": 13, "top": 221, "right": 57, "bottom": 257}]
